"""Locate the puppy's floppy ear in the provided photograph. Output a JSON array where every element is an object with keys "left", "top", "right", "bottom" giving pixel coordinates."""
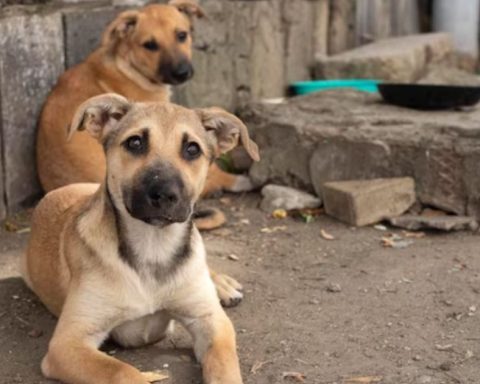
[
  {"left": 196, "top": 107, "right": 260, "bottom": 161},
  {"left": 169, "top": 0, "right": 205, "bottom": 19},
  {"left": 102, "top": 10, "right": 139, "bottom": 47},
  {"left": 69, "top": 93, "right": 131, "bottom": 143}
]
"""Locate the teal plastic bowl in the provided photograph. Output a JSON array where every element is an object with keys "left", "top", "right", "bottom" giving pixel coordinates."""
[{"left": 291, "top": 79, "right": 380, "bottom": 95}]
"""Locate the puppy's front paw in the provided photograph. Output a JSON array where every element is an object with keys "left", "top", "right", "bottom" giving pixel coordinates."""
[
  {"left": 212, "top": 273, "right": 243, "bottom": 307},
  {"left": 229, "top": 175, "right": 254, "bottom": 193}
]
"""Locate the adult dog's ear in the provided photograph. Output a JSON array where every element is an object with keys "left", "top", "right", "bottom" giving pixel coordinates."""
[
  {"left": 69, "top": 94, "right": 131, "bottom": 142},
  {"left": 169, "top": 0, "right": 205, "bottom": 19},
  {"left": 196, "top": 107, "right": 260, "bottom": 161},
  {"left": 102, "top": 10, "right": 139, "bottom": 47}
]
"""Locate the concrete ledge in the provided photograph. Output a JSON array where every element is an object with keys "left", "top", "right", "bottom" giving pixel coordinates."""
[{"left": 242, "top": 89, "right": 480, "bottom": 218}]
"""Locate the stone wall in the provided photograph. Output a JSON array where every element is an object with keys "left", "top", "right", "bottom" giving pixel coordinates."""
[{"left": 0, "top": 0, "right": 324, "bottom": 219}]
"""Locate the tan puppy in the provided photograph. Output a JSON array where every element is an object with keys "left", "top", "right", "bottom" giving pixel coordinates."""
[
  {"left": 23, "top": 94, "right": 259, "bottom": 384},
  {"left": 36, "top": 0, "right": 253, "bottom": 206}
]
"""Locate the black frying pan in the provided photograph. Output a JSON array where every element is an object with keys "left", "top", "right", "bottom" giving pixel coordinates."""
[{"left": 378, "top": 83, "right": 480, "bottom": 110}]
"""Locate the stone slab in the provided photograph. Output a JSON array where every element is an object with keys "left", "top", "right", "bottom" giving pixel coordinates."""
[
  {"left": 322, "top": 178, "right": 415, "bottom": 226},
  {"left": 0, "top": 10, "right": 65, "bottom": 212},
  {"left": 240, "top": 89, "right": 480, "bottom": 219},
  {"left": 315, "top": 33, "right": 453, "bottom": 82},
  {"left": 389, "top": 215, "right": 478, "bottom": 232}
]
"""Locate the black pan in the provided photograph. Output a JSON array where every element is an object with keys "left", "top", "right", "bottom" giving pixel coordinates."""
[{"left": 378, "top": 83, "right": 480, "bottom": 110}]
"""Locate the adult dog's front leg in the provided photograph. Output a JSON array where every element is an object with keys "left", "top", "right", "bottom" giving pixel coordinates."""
[{"left": 182, "top": 309, "right": 242, "bottom": 384}]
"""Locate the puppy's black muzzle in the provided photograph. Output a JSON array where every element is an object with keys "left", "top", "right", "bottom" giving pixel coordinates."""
[{"left": 127, "top": 165, "right": 192, "bottom": 226}]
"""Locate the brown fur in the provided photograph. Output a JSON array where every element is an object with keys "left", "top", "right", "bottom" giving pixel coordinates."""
[
  {"left": 24, "top": 95, "right": 258, "bottom": 384},
  {"left": 37, "top": 1, "right": 250, "bottom": 211}
]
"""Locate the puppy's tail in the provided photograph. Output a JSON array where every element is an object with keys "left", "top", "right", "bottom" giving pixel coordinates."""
[{"left": 193, "top": 207, "right": 226, "bottom": 230}]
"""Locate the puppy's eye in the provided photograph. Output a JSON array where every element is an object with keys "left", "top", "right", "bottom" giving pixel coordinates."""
[
  {"left": 142, "top": 40, "right": 159, "bottom": 51},
  {"left": 176, "top": 31, "right": 188, "bottom": 43},
  {"left": 183, "top": 142, "right": 201, "bottom": 161},
  {"left": 124, "top": 135, "right": 145, "bottom": 154}
]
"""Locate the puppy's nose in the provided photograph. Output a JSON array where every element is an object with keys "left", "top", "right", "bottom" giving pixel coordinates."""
[
  {"left": 147, "top": 184, "right": 180, "bottom": 207},
  {"left": 172, "top": 62, "right": 193, "bottom": 83}
]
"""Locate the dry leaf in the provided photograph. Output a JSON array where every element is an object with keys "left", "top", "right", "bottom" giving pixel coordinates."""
[
  {"left": 141, "top": 371, "right": 169, "bottom": 383},
  {"left": 282, "top": 371, "right": 305, "bottom": 382},
  {"left": 344, "top": 376, "right": 382, "bottom": 383},
  {"left": 250, "top": 360, "right": 272, "bottom": 374},
  {"left": 320, "top": 229, "right": 335, "bottom": 240},
  {"left": 272, "top": 209, "right": 288, "bottom": 219},
  {"left": 260, "top": 226, "right": 287, "bottom": 234},
  {"left": 435, "top": 344, "right": 453, "bottom": 351}
]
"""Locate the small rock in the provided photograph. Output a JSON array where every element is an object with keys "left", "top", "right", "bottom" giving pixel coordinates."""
[
  {"left": 260, "top": 184, "right": 321, "bottom": 213},
  {"left": 389, "top": 215, "right": 478, "bottom": 232},
  {"left": 412, "top": 355, "right": 422, "bottom": 361},
  {"left": 27, "top": 329, "right": 43, "bottom": 338},
  {"left": 326, "top": 283, "right": 342, "bottom": 293},
  {"left": 438, "top": 361, "right": 453, "bottom": 371},
  {"left": 228, "top": 254, "right": 239, "bottom": 261}
]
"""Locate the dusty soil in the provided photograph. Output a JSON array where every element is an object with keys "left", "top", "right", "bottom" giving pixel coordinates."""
[{"left": 1, "top": 193, "right": 479, "bottom": 384}]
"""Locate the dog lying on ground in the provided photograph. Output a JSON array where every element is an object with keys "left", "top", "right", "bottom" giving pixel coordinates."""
[
  {"left": 36, "top": 0, "right": 254, "bottom": 229},
  {"left": 22, "top": 94, "right": 259, "bottom": 384}
]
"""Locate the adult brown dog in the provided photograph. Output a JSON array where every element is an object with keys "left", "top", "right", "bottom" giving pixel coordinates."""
[
  {"left": 23, "top": 94, "right": 259, "bottom": 384},
  {"left": 36, "top": 0, "right": 254, "bottom": 223}
]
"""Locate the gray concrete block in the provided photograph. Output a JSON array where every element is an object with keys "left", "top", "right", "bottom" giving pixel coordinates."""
[
  {"left": 63, "top": 5, "right": 120, "bottom": 68},
  {"left": 323, "top": 178, "right": 416, "bottom": 226},
  {"left": 315, "top": 33, "right": 453, "bottom": 82},
  {"left": 0, "top": 10, "right": 64, "bottom": 211}
]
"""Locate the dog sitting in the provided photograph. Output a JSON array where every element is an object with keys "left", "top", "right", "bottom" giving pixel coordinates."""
[
  {"left": 37, "top": 0, "right": 254, "bottom": 214},
  {"left": 22, "top": 94, "right": 259, "bottom": 384}
]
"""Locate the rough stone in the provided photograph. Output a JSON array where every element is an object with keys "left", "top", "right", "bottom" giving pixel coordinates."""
[
  {"left": 174, "top": 0, "right": 235, "bottom": 110},
  {"left": 240, "top": 89, "right": 480, "bottom": 219},
  {"left": 322, "top": 178, "right": 415, "bottom": 226},
  {"left": 0, "top": 10, "right": 64, "bottom": 211},
  {"left": 315, "top": 33, "right": 454, "bottom": 82},
  {"left": 260, "top": 184, "right": 322, "bottom": 213},
  {"left": 63, "top": 5, "right": 120, "bottom": 68},
  {"left": 389, "top": 215, "right": 478, "bottom": 232}
]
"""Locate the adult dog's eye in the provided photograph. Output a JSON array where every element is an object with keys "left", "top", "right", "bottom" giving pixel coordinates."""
[
  {"left": 142, "top": 40, "right": 159, "bottom": 51},
  {"left": 183, "top": 142, "right": 201, "bottom": 161},
  {"left": 124, "top": 135, "right": 145, "bottom": 154},
  {"left": 176, "top": 31, "right": 188, "bottom": 43}
]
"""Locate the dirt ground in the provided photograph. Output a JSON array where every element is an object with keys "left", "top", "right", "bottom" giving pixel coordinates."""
[{"left": 0, "top": 193, "right": 479, "bottom": 384}]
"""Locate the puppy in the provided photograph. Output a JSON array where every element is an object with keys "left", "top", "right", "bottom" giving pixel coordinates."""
[
  {"left": 36, "top": 0, "right": 253, "bottom": 204},
  {"left": 23, "top": 94, "right": 259, "bottom": 384}
]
